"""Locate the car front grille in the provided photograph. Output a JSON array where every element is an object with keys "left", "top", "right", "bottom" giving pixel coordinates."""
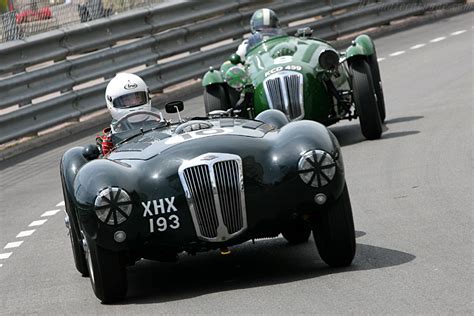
[
  {"left": 179, "top": 153, "right": 247, "bottom": 242},
  {"left": 264, "top": 71, "right": 304, "bottom": 120}
]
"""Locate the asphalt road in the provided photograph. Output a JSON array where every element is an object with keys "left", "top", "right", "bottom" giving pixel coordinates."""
[{"left": 0, "top": 13, "right": 472, "bottom": 314}]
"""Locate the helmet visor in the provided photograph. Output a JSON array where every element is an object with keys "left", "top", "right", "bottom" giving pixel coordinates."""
[{"left": 112, "top": 92, "right": 148, "bottom": 108}]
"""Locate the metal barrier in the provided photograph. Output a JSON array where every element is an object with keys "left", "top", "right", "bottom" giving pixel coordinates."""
[{"left": 0, "top": 0, "right": 469, "bottom": 144}]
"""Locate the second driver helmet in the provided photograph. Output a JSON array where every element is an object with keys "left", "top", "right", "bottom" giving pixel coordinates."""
[{"left": 250, "top": 8, "right": 280, "bottom": 34}]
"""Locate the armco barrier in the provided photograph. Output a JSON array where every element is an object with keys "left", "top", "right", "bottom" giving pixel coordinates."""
[{"left": 0, "top": 0, "right": 469, "bottom": 144}]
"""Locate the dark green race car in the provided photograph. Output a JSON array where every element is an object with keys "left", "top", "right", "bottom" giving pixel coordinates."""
[
  {"left": 60, "top": 104, "right": 355, "bottom": 303},
  {"left": 202, "top": 29, "right": 386, "bottom": 140}
]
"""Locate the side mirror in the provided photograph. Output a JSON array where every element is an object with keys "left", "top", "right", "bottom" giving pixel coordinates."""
[
  {"left": 165, "top": 100, "right": 184, "bottom": 113},
  {"left": 229, "top": 53, "right": 242, "bottom": 65}
]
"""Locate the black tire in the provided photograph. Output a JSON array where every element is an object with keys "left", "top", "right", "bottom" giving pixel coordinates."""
[
  {"left": 368, "top": 52, "right": 386, "bottom": 122},
  {"left": 85, "top": 237, "right": 127, "bottom": 303},
  {"left": 313, "top": 184, "right": 356, "bottom": 267},
  {"left": 227, "top": 86, "right": 241, "bottom": 109},
  {"left": 204, "top": 84, "right": 229, "bottom": 114},
  {"left": 61, "top": 177, "right": 88, "bottom": 277},
  {"left": 282, "top": 219, "right": 311, "bottom": 244},
  {"left": 350, "top": 58, "right": 382, "bottom": 140}
]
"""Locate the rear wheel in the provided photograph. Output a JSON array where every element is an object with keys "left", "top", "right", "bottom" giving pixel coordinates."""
[
  {"left": 85, "top": 237, "right": 127, "bottom": 303},
  {"left": 282, "top": 218, "right": 311, "bottom": 244},
  {"left": 350, "top": 58, "right": 382, "bottom": 140},
  {"left": 313, "top": 184, "right": 356, "bottom": 267},
  {"left": 368, "top": 52, "right": 386, "bottom": 122},
  {"left": 204, "top": 84, "right": 229, "bottom": 114}
]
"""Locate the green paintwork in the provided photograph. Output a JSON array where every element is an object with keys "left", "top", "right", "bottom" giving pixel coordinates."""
[
  {"left": 345, "top": 34, "right": 375, "bottom": 59},
  {"left": 246, "top": 35, "right": 340, "bottom": 123},
  {"left": 202, "top": 33, "right": 378, "bottom": 126},
  {"left": 202, "top": 68, "right": 224, "bottom": 86}
]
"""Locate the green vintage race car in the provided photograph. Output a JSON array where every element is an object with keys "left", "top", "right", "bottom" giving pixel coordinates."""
[{"left": 202, "top": 29, "right": 386, "bottom": 140}]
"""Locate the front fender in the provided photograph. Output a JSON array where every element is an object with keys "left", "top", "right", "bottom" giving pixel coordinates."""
[
  {"left": 60, "top": 147, "right": 89, "bottom": 204},
  {"left": 267, "top": 120, "right": 345, "bottom": 201},
  {"left": 345, "top": 34, "right": 375, "bottom": 60},
  {"left": 202, "top": 69, "right": 224, "bottom": 86}
]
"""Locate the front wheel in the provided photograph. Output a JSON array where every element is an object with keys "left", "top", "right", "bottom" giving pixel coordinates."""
[
  {"left": 61, "top": 177, "right": 88, "bottom": 276},
  {"left": 368, "top": 52, "right": 386, "bottom": 122},
  {"left": 350, "top": 58, "right": 382, "bottom": 140},
  {"left": 313, "top": 184, "right": 356, "bottom": 267},
  {"left": 203, "top": 83, "right": 229, "bottom": 114},
  {"left": 85, "top": 236, "right": 127, "bottom": 303}
]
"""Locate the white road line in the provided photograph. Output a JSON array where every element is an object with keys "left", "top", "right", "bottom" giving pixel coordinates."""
[
  {"left": 430, "top": 37, "right": 446, "bottom": 43},
  {"left": 377, "top": 57, "right": 386, "bottom": 62},
  {"left": 41, "top": 209, "right": 62, "bottom": 217},
  {"left": 0, "top": 264, "right": 3, "bottom": 267},
  {"left": 29, "top": 219, "right": 48, "bottom": 227},
  {"left": 451, "top": 30, "right": 466, "bottom": 36},
  {"left": 56, "top": 201, "right": 65, "bottom": 207},
  {"left": 4, "top": 241, "right": 24, "bottom": 249},
  {"left": 16, "top": 230, "right": 35, "bottom": 238},
  {"left": 389, "top": 51, "right": 405, "bottom": 57},
  {"left": 0, "top": 253, "right": 12, "bottom": 259},
  {"left": 410, "top": 43, "right": 426, "bottom": 50}
]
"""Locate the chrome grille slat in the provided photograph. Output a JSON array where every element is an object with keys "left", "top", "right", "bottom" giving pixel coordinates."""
[
  {"left": 184, "top": 166, "right": 219, "bottom": 238},
  {"left": 264, "top": 71, "right": 304, "bottom": 120},
  {"left": 214, "top": 160, "right": 243, "bottom": 235},
  {"left": 179, "top": 154, "right": 247, "bottom": 241}
]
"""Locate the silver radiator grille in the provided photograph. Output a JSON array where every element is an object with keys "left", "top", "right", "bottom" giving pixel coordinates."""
[
  {"left": 264, "top": 71, "right": 304, "bottom": 120},
  {"left": 179, "top": 153, "right": 247, "bottom": 242}
]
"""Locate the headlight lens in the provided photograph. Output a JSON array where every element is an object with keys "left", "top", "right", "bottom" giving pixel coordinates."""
[
  {"left": 224, "top": 65, "right": 249, "bottom": 89},
  {"left": 94, "top": 187, "right": 132, "bottom": 225},
  {"left": 298, "top": 150, "right": 336, "bottom": 187}
]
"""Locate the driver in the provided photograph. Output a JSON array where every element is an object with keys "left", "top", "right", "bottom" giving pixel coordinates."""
[
  {"left": 236, "top": 8, "right": 284, "bottom": 61},
  {"left": 96, "top": 73, "right": 151, "bottom": 155}
]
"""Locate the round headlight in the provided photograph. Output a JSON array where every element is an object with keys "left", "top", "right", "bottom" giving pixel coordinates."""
[
  {"left": 319, "top": 50, "right": 339, "bottom": 71},
  {"left": 94, "top": 187, "right": 132, "bottom": 225},
  {"left": 298, "top": 150, "right": 336, "bottom": 187},
  {"left": 224, "top": 65, "right": 249, "bottom": 89}
]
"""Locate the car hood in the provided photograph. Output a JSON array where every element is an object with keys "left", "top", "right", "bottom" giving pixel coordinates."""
[{"left": 107, "top": 118, "right": 274, "bottom": 161}]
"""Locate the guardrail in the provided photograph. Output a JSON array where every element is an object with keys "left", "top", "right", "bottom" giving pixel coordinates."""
[{"left": 0, "top": 0, "right": 469, "bottom": 144}]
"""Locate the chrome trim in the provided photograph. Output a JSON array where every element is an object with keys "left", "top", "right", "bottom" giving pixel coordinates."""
[
  {"left": 263, "top": 70, "right": 304, "bottom": 120},
  {"left": 178, "top": 153, "right": 247, "bottom": 242}
]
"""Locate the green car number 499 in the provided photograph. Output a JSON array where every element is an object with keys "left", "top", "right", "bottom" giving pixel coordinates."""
[{"left": 202, "top": 28, "right": 386, "bottom": 140}]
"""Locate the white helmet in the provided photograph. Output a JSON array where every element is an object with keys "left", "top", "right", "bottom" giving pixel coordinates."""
[{"left": 105, "top": 73, "right": 151, "bottom": 121}]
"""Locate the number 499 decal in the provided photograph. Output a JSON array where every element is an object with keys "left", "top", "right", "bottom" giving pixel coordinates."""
[{"left": 265, "top": 65, "right": 302, "bottom": 77}]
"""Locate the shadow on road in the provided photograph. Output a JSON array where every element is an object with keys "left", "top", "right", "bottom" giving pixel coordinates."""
[
  {"left": 384, "top": 116, "right": 424, "bottom": 124},
  {"left": 382, "top": 130, "right": 420, "bottom": 139},
  {"left": 119, "top": 231, "right": 415, "bottom": 305},
  {"left": 330, "top": 115, "right": 423, "bottom": 147}
]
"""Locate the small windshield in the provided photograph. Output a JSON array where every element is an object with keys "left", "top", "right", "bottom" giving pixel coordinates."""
[
  {"left": 247, "top": 29, "right": 285, "bottom": 51},
  {"left": 112, "top": 111, "right": 164, "bottom": 134},
  {"left": 113, "top": 92, "right": 148, "bottom": 108}
]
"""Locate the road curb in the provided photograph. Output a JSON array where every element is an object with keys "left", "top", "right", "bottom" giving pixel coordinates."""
[{"left": 0, "top": 6, "right": 471, "bottom": 162}]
